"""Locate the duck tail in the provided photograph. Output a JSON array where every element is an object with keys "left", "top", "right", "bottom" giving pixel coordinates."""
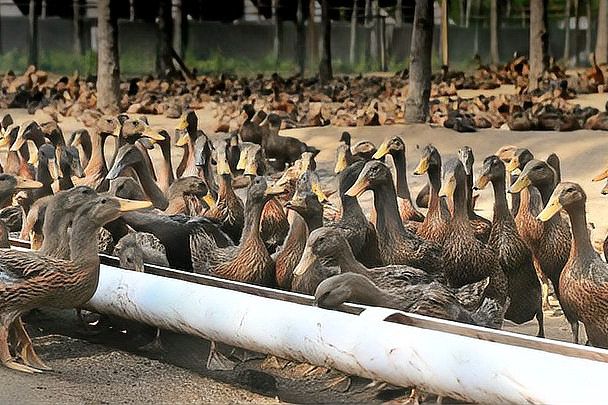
[{"left": 471, "top": 297, "right": 510, "bottom": 329}]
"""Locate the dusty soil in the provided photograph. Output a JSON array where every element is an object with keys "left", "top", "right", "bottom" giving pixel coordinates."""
[{"left": 2, "top": 91, "right": 607, "bottom": 402}]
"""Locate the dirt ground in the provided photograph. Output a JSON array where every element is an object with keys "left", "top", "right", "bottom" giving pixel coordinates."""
[{"left": 2, "top": 91, "right": 607, "bottom": 402}]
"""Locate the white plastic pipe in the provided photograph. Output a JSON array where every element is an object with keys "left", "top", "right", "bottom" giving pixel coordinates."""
[{"left": 86, "top": 264, "right": 608, "bottom": 404}]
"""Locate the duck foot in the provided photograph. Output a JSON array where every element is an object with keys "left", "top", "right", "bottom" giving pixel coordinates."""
[
  {"left": 206, "top": 341, "right": 237, "bottom": 371},
  {"left": 321, "top": 375, "right": 351, "bottom": 392},
  {"left": 260, "top": 355, "right": 289, "bottom": 370},
  {"left": 0, "top": 325, "right": 43, "bottom": 374},
  {"left": 3, "top": 359, "right": 44, "bottom": 374},
  {"left": 290, "top": 362, "right": 329, "bottom": 378},
  {"left": 10, "top": 319, "right": 52, "bottom": 371},
  {"left": 385, "top": 388, "right": 426, "bottom": 405},
  {"left": 138, "top": 329, "right": 165, "bottom": 354},
  {"left": 229, "top": 347, "right": 265, "bottom": 362}
]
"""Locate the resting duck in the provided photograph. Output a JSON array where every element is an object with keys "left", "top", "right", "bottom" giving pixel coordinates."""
[
  {"left": 537, "top": 182, "right": 608, "bottom": 348},
  {"left": 0, "top": 195, "right": 151, "bottom": 373}
]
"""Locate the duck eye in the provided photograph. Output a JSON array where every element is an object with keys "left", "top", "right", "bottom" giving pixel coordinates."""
[{"left": 100, "top": 198, "right": 108, "bottom": 204}]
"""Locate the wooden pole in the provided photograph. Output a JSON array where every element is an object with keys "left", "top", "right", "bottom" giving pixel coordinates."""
[
  {"left": 172, "top": 0, "right": 183, "bottom": 58},
  {"left": 490, "top": 0, "right": 499, "bottom": 64},
  {"left": 27, "top": 0, "right": 38, "bottom": 67},
  {"left": 405, "top": 0, "right": 434, "bottom": 123},
  {"left": 96, "top": 0, "right": 121, "bottom": 112},
  {"left": 349, "top": 0, "right": 358, "bottom": 65},
  {"left": 319, "top": 0, "right": 332, "bottom": 83}
]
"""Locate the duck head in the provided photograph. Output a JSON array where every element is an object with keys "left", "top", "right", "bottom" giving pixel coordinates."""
[
  {"left": 373, "top": 136, "right": 405, "bottom": 160},
  {"left": 537, "top": 182, "right": 585, "bottom": 221},
  {"left": 345, "top": 160, "right": 392, "bottom": 197},
  {"left": 475, "top": 155, "right": 505, "bottom": 190},
  {"left": 414, "top": 144, "right": 441, "bottom": 176},
  {"left": 509, "top": 159, "right": 555, "bottom": 194}
]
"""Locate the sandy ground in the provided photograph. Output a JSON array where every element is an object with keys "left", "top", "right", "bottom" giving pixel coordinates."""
[{"left": 2, "top": 91, "right": 608, "bottom": 401}]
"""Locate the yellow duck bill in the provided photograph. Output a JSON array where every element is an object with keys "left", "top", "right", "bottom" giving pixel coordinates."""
[
  {"left": 508, "top": 174, "right": 531, "bottom": 193},
  {"left": 536, "top": 196, "right": 562, "bottom": 222}
]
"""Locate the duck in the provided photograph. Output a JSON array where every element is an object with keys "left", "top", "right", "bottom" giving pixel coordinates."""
[
  {"left": 346, "top": 160, "right": 444, "bottom": 273},
  {"left": 307, "top": 227, "right": 506, "bottom": 329},
  {"left": 203, "top": 140, "right": 245, "bottom": 243},
  {"left": 373, "top": 136, "right": 424, "bottom": 223},
  {"left": 32, "top": 143, "right": 60, "bottom": 200},
  {"left": 458, "top": 146, "right": 491, "bottom": 243},
  {"left": 68, "top": 129, "right": 92, "bottom": 170},
  {"left": 0, "top": 122, "right": 35, "bottom": 179},
  {"left": 509, "top": 158, "right": 579, "bottom": 342},
  {"left": 261, "top": 113, "right": 319, "bottom": 171},
  {"left": 57, "top": 145, "right": 85, "bottom": 191},
  {"left": 73, "top": 116, "right": 119, "bottom": 191},
  {"left": 537, "top": 182, "right": 608, "bottom": 348},
  {"left": 413, "top": 145, "right": 450, "bottom": 243},
  {"left": 175, "top": 110, "right": 203, "bottom": 177},
  {"left": 0, "top": 195, "right": 151, "bottom": 373},
  {"left": 190, "top": 176, "right": 281, "bottom": 287},
  {"left": 439, "top": 158, "right": 507, "bottom": 312},
  {"left": 475, "top": 155, "right": 544, "bottom": 336},
  {"left": 504, "top": 147, "right": 535, "bottom": 217},
  {"left": 239, "top": 104, "right": 265, "bottom": 144},
  {"left": 238, "top": 142, "right": 289, "bottom": 252},
  {"left": 164, "top": 176, "right": 213, "bottom": 216}
]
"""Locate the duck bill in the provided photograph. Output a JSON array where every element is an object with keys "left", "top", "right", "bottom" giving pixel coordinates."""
[
  {"left": 176, "top": 133, "right": 190, "bottom": 147},
  {"left": 176, "top": 116, "right": 189, "bottom": 131},
  {"left": 334, "top": 151, "right": 348, "bottom": 174},
  {"left": 111, "top": 125, "right": 121, "bottom": 137},
  {"left": 285, "top": 197, "right": 305, "bottom": 211},
  {"left": 10, "top": 126, "right": 29, "bottom": 152},
  {"left": 117, "top": 198, "right": 153, "bottom": 212},
  {"left": 438, "top": 177, "right": 455, "bottom": 198},
  {"left": 236, "top": 153, "right": 248, "bottom": 171},
  {"left": 216, "top": 158, "right": 232, "bottom": 176},
  {"left": 71, "top": 132, "right": 82, "bottom": 147},
  {"left": 293, "top": 245, "right": 318, "bottom": 276},
  {"left": 536, "top": 196, "right": 562, "bottom": 222},
  {"left": 142, "top": 126, "right": 165, "bottom": 141},
  {"left": 138, "top": 137, "right": 157, "bottom": 149},
  {"left": 372, "top": 141, "right": 391, "bottom": 160},
  {"left": 505, "top": 157, "right": 519, "bottom": 173},
  {"left": 106, "top": 160, "right": 124, "bottom": 180},
  {"left": 0, "top": 136, "right": 9, "bottom": 148},
  {"left": 202, "top": 192, "right": 217, "bottom": 210},
  {"left": 592, "top": 168, "right": 608, "bottom": 182},
  {"left": 311, "top": 181, "right": 329, "bottom": 203},
  {"left": 508, "top": 174, "right": 531, "bottom": 193},
  {"left": 345, "top": 177, "right": 369, "bottom": 197},
  {"left": 28, "top": 146, "right": 39, "bottom": 165},
  {"left": 15, "top": 177, "right": 43, "bottom": 190},
  {"left": 474, "top": 174, "right": 490, "bottom": 190},
  {"left": 73, "top": 161, "right": 85, "bottom": 178},
  {"left": 265, "top": 183, "right": 286, "bottom": 197},
  {"left": 48, "top": 158, "right": 61, "bottom": 181},
  {"left": 242, "top": 159, "right": 258, "bottom": 176},
  {"left": 413, "top": 156, "right": 429, "bottom": 175}
]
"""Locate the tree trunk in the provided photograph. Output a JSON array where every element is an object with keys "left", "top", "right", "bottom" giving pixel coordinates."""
[
  {"left": 28, "top": 0, "right": 38, "bottom": 66},
  {"left": 273, "top": 0, "right": 284, "bottom": 66},
  {"left": 396, "top": 0, "right": 403, "bottom": 27},
  {"left": 370, "top": 0, "right": 378, "bottom": 62},
  {"left": 129, "top": 0, "right": 135, "bottom": 21},
  {"left": 564, "top": 0, "right": 571, "bottom": 62},
  {"left": 319, "top": 0, "right": 332, "bottom": 83},
  {"left": 529, "top": 0, "right": 547, "bottom": 89},
  {"left": 73, "top": 0, "right": 84, "bottom": 55},
  {"left": 405, "top": 0, "right": 433, "bottom": 123},
  {"left": 596, "top": 0, "right": 607, "bottom": 63},
  {"left": 96, "top": 0, "right": 120, "bottom": 112},
  {"left": 296, "top": 0, "right": 306, "bottom": 76},
  {"left": 440, "top": 0, "right": 449, "bottom": 66},
  {"left": 465, "top": 0, "right": 472, "bottom": 27},
  {"left": 490, "top": 0, "right": 500, "bottom": 64},
  {"left": 574, "top": 0, "right": 580, "bottom": 64},
  {"left": 349, "top": 0, "right": 358, "bottom": 65},
  {"left": 307, "top": 0, "right": 317, "bottom": 69},
  {"left": 586, "top": 0, "right": 592, "bottom": 57},
  {"left": 172, "top": 0, "right": 184, "bottom": 57},
  {"left": 156, "top": 0, "right": 174, "bottom": 77}
]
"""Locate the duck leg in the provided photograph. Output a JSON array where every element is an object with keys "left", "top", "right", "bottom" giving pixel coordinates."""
[
  {"left": 138, "top": 328, "right": 165, "bottom": 353},
  {"left": 0, "top": 324, "right": 42, "bottom": 374},
  {"left": 206, "top": 341, "right": 237, "bottom": 371},
  {"left": 536, "top": 309, "right": 545, "bottom": 338},
  {"left": 12, "top": 318, "right": 52, "bottom": 371}
]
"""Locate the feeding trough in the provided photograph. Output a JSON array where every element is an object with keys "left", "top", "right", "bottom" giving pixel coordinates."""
[{"left": 10, "top": 239, "right": 608, "bottom": 403}]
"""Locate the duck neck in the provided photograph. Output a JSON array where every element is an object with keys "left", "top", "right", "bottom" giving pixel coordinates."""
[
  {"left": 35, "top": 162, "right": 54, "bottom": 198},
  {"left": 536, "top": 181, "right": 555, "bottom": 206},
  {"left": 68, "top": 213, "right": 102, "bottom": 269},
  {"left": 241, "top": 198, "right": 265, "bottom": 244},
  {"left": 132, "top": 159, "right": 168, "bottom": 210},
  {"left": 491, "top": 175, "right": 511, "bottom": 223},
  {"left": 452, "top": 180, "right": 469, "bottom": 223},
  {"left": 465, "top": 172, "right": 475, "bottom": 216},
  {"left": 373, "top": 181, "right": 404, "bottom": 235},
  {"left": 218, "top": 174, "right": 235, "bottom": 202},
  {"left": 86, "top": 130, "right": 108, "bottom": 177},
  {"left": 334, "top": 243, "right": 370, "bottom": 275},
  {"left": 40, "top": 209, "right": 73, "bottom": 257},
  {"left": 428, "top": 164, "right": 442, "bottom": 212},
  {"left": 566, "top": 202, "right": 595, "bottom": 260},
  {"left": 392, "top": 151, "right": 412, "bottom": 201},
  {"left": 300, "top": 208, "right": 323, "bottom": 231},
  {"left": 157, "top": 141, "right": 175, "bottom": 192}
]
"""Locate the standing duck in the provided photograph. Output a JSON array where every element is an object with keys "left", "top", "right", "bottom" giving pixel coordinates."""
[
  {"left": 458, "top": 146, "right": 491, "bottom": 243},
  {"left": 476, "top": 155, "right": 544, "bottom": 336},
  {"left": 346, "top": 160, "right": 444, "bottom": 273},
  {"left": 537, "top": 182, "right": 608, "bottom": 348},
  {"left": 413, "top": 145, "right": 450, "bottom": 244},
  {"left": 509, "top": 159, "right": 579, "bottom": 342},
  {"left": 0, "top": 195, "right": 151, "bottom": 373},
  {"left": 439, "top": 158, "right": 507, "bottom": 309},
  {"left": 373, "top": 136, "right": 424, "bottom": 223}
]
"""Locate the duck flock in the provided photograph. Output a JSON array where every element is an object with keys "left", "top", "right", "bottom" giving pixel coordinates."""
[{"left": 0, "top": 68, "right": 607, "bottom": 378}]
